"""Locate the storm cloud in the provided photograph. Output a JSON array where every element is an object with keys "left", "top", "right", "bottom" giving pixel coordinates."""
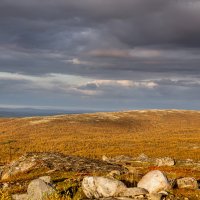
[{"left": 0, "top": 0, "right": 200, "bottom": 109}]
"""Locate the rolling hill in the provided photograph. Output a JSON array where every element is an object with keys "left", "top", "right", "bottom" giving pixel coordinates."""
[{"left": 0, "top": 109, "right": 200, "bottom": 163}]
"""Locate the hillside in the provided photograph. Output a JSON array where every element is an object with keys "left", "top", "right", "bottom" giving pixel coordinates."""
[{"left": 0, "top": 109, "right": 200, "bottom": 163}]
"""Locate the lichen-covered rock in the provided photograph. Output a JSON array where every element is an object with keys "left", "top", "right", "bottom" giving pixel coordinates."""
[
  {"left": 1, "top": 158, "right": 37, "bottom": 180},
  {"left": 177, "top": 177, "right": 198, "bottom": 189},
  {"left": 1, "top": 152, "right": 127, "bottom": 180},
  {"left": 155, "top": 157, "right": 175, "bottom": 166},
  {"left": 137, "top": 170, "right": 171, "bottom": 193},
  {"left": 82, "top": 176, "right": 127, "bottom": 198}
]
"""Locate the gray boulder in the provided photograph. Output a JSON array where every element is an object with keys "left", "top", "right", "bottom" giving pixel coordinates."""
[
  {"left": 177, "top": 177, "right": 198, "bottom": 189},
  {"left": 155, "top": 157, "right": 175, "bottom": 166},
  {"left": 137, "top": 170, "right": 171, "bottom": 193},
  {"left": 12, "top": 176, "right": 54, "bottom": 200},
  {"left": 82, "top": 176, "right": 127, "bottom": 198},
  {"left": 27, "top": 178, "right": 55, "bottom": 200}
]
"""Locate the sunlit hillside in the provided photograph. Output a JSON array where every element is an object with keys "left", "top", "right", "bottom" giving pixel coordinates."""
[{"left": 0, "top": 109, "right": 200, "bottom": 163}]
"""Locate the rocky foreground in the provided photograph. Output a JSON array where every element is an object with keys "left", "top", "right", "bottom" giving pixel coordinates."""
[{"left": 0, "top": 152, "right": 200, "bottom": 200}]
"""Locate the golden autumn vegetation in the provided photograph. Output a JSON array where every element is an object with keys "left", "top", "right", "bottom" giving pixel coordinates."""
[
  {"left": 0, "top": 109, "right": 200, "bottom": 164},
  {"left": 1, "top": 110, "right": 200, "bottom": 199}
]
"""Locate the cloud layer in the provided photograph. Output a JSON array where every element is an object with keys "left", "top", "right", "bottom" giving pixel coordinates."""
[{"left": 0, "top": 0, "right": 200, "bottom": 109}]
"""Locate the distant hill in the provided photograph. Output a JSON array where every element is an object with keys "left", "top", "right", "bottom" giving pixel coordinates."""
[
  {"left": 0, "top": 107, "right": 98, "bottom": 117},
  {"left": 0, "top": 109, "right": 200, "bottom": 163}
]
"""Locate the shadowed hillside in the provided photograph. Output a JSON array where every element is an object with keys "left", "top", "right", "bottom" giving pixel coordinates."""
[{"left": 0, "top": 109, "right": 200, "bottom": 163}]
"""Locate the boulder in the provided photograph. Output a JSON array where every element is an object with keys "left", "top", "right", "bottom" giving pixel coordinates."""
[
  {"left": 27, "top": 178, "right": 55, "bottom": 200},
  {"left": 177, "top": 177, "right": 198, "bottom": 189},
  {"left": 137, "top": 170, "right": 171, "bottom": 193},
  {"left": 119, "top": 187, "right": 148, "bottom": 198},
  {"left": 82, "top": 176, "right": 127, "bottom": 198},
  {"left": 155, "top": 157, "right": 175, "bottom": 166}
]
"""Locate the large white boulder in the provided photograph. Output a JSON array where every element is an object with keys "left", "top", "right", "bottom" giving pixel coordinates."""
[
  {"left": 137, "top": 170, "right": 171, "bottom": 193},
  {"left": 82, "top": 176, "right": 127, "bottom": 198}
]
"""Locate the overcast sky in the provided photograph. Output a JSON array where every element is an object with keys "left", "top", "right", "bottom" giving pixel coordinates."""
[{"left": 0, "top": 0, "right": 200, "bottom": 110}]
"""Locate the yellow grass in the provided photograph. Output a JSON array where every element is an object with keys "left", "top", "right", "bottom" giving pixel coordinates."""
[{"left": 0, "top": 109, "right": 200, "bottom": 163}]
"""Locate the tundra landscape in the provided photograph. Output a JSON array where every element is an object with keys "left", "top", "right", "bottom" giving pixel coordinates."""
[
  {"left": 1, "top": 0, "right": 200, "bottom": 199},
  {"left": 1, "top": 110, "right": 200, "bottom": 163},
  {"left": 0, "top": 110, "right": 200, "bottom": 199}
]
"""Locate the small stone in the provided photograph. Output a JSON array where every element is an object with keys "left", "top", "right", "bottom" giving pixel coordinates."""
[
  {"left": 120, "top": 187, "right": 148, "bottom": 197},
  {"left": 107, "top": 170, "right": 121, "bottom": 178},
  {"left": 137, "top": 153, "right": 149, "bottom": 162},
  {"left": 158, "top": 190, "right": 168, "bottom": 196},
  {"left": 3, "top": 182, "right": 9, "bottom": 189},
  {"left": 177, "top": 177, "right": 198, "bottom": 189},
  {"left": 12, "top": 194, "right": 28, "bottom": 200},
  {"left": 155, "top": 157, "right": 175, "bottom": 166},
  {"left": 102, "top": 155, "right": 109, "bottom": 162}
]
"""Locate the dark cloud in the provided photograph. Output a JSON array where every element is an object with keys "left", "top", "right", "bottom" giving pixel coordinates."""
[{"left": 0, "top": 0, "right": 200, "bottom": 109}]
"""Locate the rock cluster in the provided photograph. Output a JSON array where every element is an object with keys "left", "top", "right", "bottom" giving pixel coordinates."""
[
  {"left": 102, "top": 154, "right": 176, "bottom": 167},
  {"left": 0, "top": 153, "right": 200, "bottom": 200},
  {"left": 12, "top": 170, "right": 171, "bottom": 200},
  {"left": 82, "top": 170, "right": 171, "bottom": 200}
]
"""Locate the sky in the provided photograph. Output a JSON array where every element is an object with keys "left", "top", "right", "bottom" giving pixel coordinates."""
[{"left": 0, "top": 0, "right": 200, "bottom": 111}]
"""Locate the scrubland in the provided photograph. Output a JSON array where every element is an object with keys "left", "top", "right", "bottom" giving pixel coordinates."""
[{"left": 0, "top": 109, "right": 200, "bottom": 164}]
